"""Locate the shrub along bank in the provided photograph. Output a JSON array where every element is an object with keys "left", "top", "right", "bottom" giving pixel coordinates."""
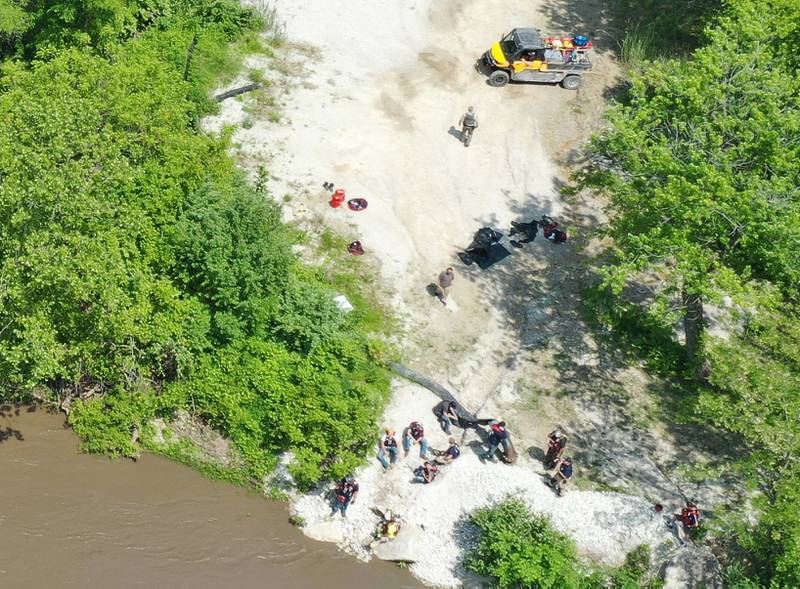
[
  {"left": 0, "top": 1, "right": 393, "bottom": 489},
  {"left": 467, "top": 498, "right": 662, "bottom": 588}
]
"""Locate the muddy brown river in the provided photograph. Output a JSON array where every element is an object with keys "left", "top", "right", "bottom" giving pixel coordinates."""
[{"left": 0, "top": 407, "right": 421, "bottom": 588}]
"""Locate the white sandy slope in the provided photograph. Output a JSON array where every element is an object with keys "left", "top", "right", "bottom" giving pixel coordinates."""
[
  {"left": 211, "top": 0, "right": 564, "bottom": 305},
  {"left": 204, "top": 0, "right": 679, "bottom": 586}
]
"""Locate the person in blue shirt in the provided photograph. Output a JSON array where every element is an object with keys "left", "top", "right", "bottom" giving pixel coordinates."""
[
  {"left": 549, "top": 457, "right": 574, "bottom": 496},
  {"left": 434, "top": 438, "right": 461, "bottom": 465},
  {"left": 377, "top": 429, "right": 399, "bottom": 471}
]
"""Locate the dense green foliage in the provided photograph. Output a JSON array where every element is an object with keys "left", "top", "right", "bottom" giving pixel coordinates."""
[
  {"left": 611, "top": 0, "right": 721, "bottom": 60},
  {"left": 580, "top": 0, "right": 800, "bottom": 584},
  {"left": 466, "top": 499, "right": 661, "bottom": 588},
  {"left": 467, "top": 498, "right": 584, "bottom": 588},
  {"left": 0, "top": 0, "right": 258, "bottom": 58},
  {"left": 0, "top": 1, "right": 393, "bottom": 488}
]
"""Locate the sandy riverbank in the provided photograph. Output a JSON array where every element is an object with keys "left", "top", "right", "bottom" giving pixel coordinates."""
[{"left": 203, "top": 0, "right": 685, "bottom": 586}]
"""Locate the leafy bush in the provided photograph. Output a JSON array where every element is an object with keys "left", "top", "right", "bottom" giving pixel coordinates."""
[
  {"left": 466, "top": 498, "right": 584, "bottom": 588},
  {"left": 468, "top": 499, "right": 664, "bottom": 589}
]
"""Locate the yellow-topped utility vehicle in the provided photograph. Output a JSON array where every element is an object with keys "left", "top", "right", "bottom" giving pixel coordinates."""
[{"left": 481, "top": 28, "right": 592, "bottom": 90}]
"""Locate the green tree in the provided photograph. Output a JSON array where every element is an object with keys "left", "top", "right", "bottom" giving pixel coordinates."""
[
  {"left": 580, "top": 0, "right": 800, "bottom": 368},
  {"left": 0, "top": 8, "right": 394, "bottom": 488},
  {"left": 581, "top": 0, "right": 800, "bottom": 583}
]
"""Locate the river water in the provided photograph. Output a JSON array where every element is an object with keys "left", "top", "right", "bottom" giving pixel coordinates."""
[{"left": 0, "top": 407, "right": 421, "bottom": 588}]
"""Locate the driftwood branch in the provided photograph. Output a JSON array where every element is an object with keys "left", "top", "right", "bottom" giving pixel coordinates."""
[{"left": 213, "top": 83, "right": 263, "bottom": 102}]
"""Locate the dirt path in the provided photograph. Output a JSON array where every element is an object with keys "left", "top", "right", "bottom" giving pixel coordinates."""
[
  {"left": 202, "top": 0, "right": 732, "bottom": 586},
  {"left": 218, "top": 0, "right": 619, "bottom": 398}
]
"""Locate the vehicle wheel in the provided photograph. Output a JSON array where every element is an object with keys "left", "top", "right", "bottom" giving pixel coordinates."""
[
  {"left": 560, "top": 75, "right": 583, "bottom": 90},
  {"left": 489, "top": 70, "right": 510, "bottom": 87}
]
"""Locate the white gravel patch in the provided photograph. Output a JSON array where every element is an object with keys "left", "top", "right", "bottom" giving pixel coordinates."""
[{"left": 293, "top": 382, "right": 676, "bottom": 587}]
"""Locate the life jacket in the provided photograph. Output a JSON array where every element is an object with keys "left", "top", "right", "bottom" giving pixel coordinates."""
[
  {"left": 560, "top": 462, "right": 573, "bottom": 478},
  {"left": 548, "top": 436, "right": 566, "bottom": 452},
  {"left": 409, "top": 422, "right": 424, "bottom": 440},
  {"left": 337, "top": 481, "right": 357, "bottom": 501},
  {"left": 682, "top": 507, "right": 701, "bottom": 528},
  {"left": 383, "top": 435, "right": 397, "bottom": 448},
  {"left": 447, "top": 444, "right": 461, "bottom": 459},
  {"left": 462, "top": 113, "right": 477, "bottom": 128}
]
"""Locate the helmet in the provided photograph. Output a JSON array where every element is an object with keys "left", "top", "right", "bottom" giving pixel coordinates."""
[
  {"left": 345, "top": 475, "right": 355, "bottom": 484},
  {"left": 573, "top": 34, "right": 590, "bottom": 47}
]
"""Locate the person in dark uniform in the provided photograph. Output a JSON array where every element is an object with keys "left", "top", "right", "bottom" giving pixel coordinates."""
[
  {"left": 509, "top": 219, "right": 539, "bottom": 248},
  {"left": 459, "top": 106, "right": 478, "bottom": 146}
]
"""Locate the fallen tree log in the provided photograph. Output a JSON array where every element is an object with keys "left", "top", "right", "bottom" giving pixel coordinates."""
[
  {"left": 389, "top": 362, "right": 476, "bottom": 422},
  {"left": 213, "top": 82, "right": 263, "bottom": 102}
]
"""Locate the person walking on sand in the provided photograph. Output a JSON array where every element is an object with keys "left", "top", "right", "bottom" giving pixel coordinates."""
[
  {"left": 459, "top": 106, "right": 478, "bottom": 147},
  {"left": 436, "top": 267, "right": 455, "bottom": 306}
]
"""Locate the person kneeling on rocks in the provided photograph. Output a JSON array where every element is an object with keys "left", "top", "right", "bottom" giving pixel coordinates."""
[
  {"left": 413, "top": 461, "right": 439, "bottom": 484},
  {"left": 549, "top": 457, "right": 573, "bottom": 496},
  {"left": 433, "top": 437, "right": 461, "bottom": 465},
  {"left": 371, "top": 508, "right": 402, "bottom": 543},
  {"left": 433, "top": 400, "right": 460, "bottom": 434}
]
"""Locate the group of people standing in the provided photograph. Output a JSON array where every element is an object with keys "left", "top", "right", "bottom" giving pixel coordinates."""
[{"left": 378, "top": 409, "right": 464, "bottom": 486}]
